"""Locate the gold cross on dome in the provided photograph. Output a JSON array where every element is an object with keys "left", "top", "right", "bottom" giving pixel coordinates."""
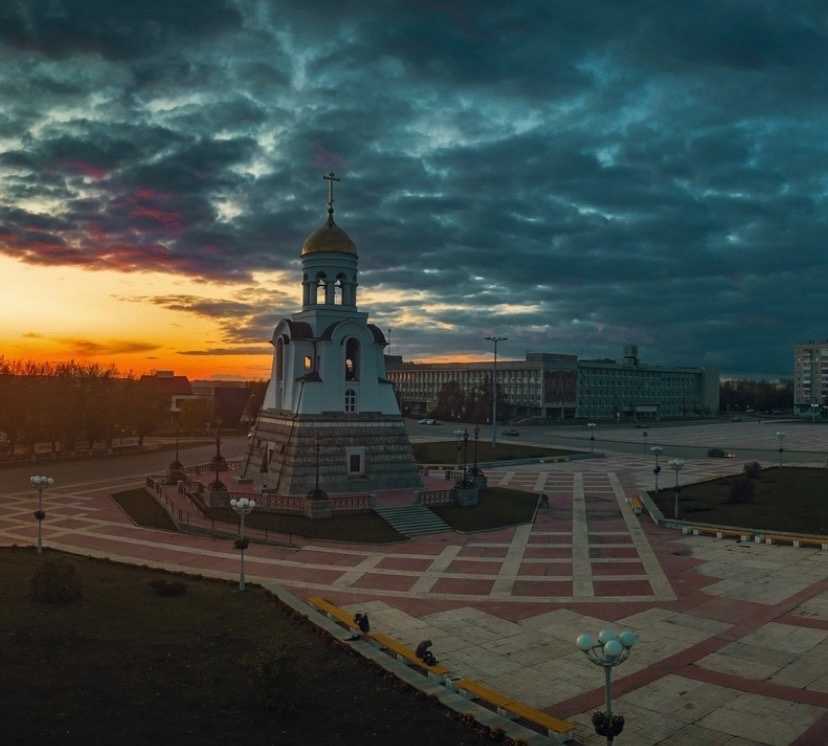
[{"left": 323, "top": 171, "right": 340, "bottom": 225}]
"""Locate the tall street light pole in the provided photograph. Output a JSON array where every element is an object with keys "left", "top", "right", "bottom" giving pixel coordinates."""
[
  {"left": 485, "top": 336, "right": 508, "bottom": 447},
  {"left": 776, "top": 431, "right": 785, "bottom": 468},
  {"left": 669, "top": 458, "right": 685, "bottom": 519},
  {"left": 650, "top": 446, "right": 663, "bottom": 497},
  {"left": 30, "top": 475, "right": 54, "bottom": 554},
  {"left": 230, "top": 497, "right": 256, "bottom": 591}
]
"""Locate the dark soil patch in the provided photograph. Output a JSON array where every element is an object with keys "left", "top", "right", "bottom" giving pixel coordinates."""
[
  {"left": 0, "top": 547, "right": 496, "bottom": 746},
  {"left": 204, "top": 506, "right": 405, "bottom": 543},
  {"left": 113, "top": 487, "right": 177, "bottom": 531},
  {"left": 433, "top": 487, "right": 538, "bottom": 531},
  {"left": 651, "top": 466, "right": 828, "bottom": 535},
  {"left": 414, "top": 441, "right": 574, "bottom": 464}
]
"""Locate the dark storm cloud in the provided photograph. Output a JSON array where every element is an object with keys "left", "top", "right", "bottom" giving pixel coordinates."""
[{"left": 2, "top": 1, "right": 828, "bottom": 374}]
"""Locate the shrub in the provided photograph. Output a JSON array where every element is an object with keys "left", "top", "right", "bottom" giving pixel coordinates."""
[
  {"left": 148, "top": 579, "right": 188, "bottom": 597},
  {"left": 743, "top": 461, "right": 762, "bottom": 479},
  {"left": 728, "top": 477, "right": 755, "bottom": 504},
  {"left": 708, "top": 447, "right": 726, "bottom": 458},
  {"left": 31, "top": 559, "right": 82, "bottom": 604}
]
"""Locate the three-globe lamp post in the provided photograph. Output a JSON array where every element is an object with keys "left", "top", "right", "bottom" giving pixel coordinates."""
[
  {"left": 668, "top": 458, "right": 685, "bottom": 519},
  {"left": 230, "top": 497, "right": 256, "bottom": 591},
  {"left": 30, "top": 475, "right": 54, "bottom": 554},
  {"left": 576, "top": 628, "right": 638, "bottom": 745}
]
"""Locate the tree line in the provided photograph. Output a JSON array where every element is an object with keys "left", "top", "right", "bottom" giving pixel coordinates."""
[
  {"left": 719, "top": 379, "right": 794, "bottom": 413},
  {"left": 429, "top": 380, "right": 510, "bottom": 423},
  {"left": 0, "top": 357, "right": 177, "bottom": 457}
]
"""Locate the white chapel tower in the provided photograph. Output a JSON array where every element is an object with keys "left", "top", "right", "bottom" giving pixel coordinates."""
[{"left": 243, "top": 173, "right": 421, "bottom": 500}]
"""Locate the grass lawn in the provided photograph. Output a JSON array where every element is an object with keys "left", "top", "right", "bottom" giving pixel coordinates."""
[
  {"left": 0, "top": 548, "right": 495, "bottom": 746},
  {"left": 651, "top": 466, "right": 828, "bottom": 535},
  {"left": 204, "top": 505, "right": 405, "bottom": 543},
  {"left": 413, "top": 440, "right": 574, "bottom": 464},
  {"left": 113, "top": 487, "right": 177, "bottom": 531},
  {"left": 432, "top": 487, "right": 538, "bottom": 531}
]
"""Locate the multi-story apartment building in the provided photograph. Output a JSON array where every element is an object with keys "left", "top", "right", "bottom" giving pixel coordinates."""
[
  {"left": 386, "top": 345, "right": 719, "bottom": 421},
  {"left": 794, "top": 341, "right": 828, "bottom": 416}
]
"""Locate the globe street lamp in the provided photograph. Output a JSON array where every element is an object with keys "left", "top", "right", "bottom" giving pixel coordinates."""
[
  {"left": 576, "top": 628, "right": 638, "bottom": 745},
  {"left": 650, "top": 446, "right": 663, "bottom": 497},
  {"left": 29, "top": 475, "right": 54, "bottom": 554},
  {"left": 587, "top": 422, "right": 597, "bottom": 454},
  {"left": 485, "top": 335, "right": 508, "bottom": 447},
  {"left": 230, "top": 497, "right": 256, "bottom": 591},
  {"left": 776, "top": 431, "right": 785, "bottom": 468},
  {"left": 668, "top": 458, "right": 685, "bottom": 519}
]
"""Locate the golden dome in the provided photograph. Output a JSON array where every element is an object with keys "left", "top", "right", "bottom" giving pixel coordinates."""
[{"left": 301, "top": 221, "right": 357, "bottom": 256}]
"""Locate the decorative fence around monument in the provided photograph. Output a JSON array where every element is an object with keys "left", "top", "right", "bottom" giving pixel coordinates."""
[{"left": 417, "top": 489, "right": 454, "bottom": 506}]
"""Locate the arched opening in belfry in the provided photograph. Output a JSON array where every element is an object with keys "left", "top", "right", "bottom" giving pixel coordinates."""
[
  {"left": 334, "top": 273, "right": 345, "bottom": 305},
  {"left": 345, "top": 337, "right": 360, "bottom": 381},
  {"left": 315, "top": 272, "right": 327, "bottom": 304}
]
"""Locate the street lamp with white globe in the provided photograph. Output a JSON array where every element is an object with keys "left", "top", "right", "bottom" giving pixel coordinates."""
[
  {"left": 230, "top": 497, "right": 256, "bottom": 591},
  {"left": 587, "top": 422, "right": 597, "bottom": 453},
  {"left": 650, "top": 446, "right": 663, "bottom": 497},
  {"left": 668, "top": 458, "right": 685, "bottom": 519},
  {"left": 29, "top": 475, "right": 54, "bottom": 554},
  {"left": 576, "top": 628, "right": 638, "bottom": 745},
  {"left": 776, "top": 431, "right": 785, "bottom": 468}
]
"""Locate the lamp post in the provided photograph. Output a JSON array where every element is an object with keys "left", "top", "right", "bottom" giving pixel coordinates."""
[
  {"left": 668, "top": 458, "right": 685, "bottom": 519},
  {"left": 454, "top": 428, "right": 465, "bottom": 468},
  {"left": 642, "top": 430, "right": 648, "bottom": 454},
  {"left": 650, "top": 446, "right": 663, "bottom": 497},
  {"left": 462, "top": 428, "right": 470, "bottom": 484},
  {"left": 587, "top": 422, "right": 597, "bottom": 453},
  {"left": 485, "top": 335, "right": 508, "bottom": 447},
  {"left": 29, "top": 475, "right": 54, "bottom": 554},
  {"left": 811, "top": 403, "right": 819, "bottom": 426},
  {"left": 576, "top": 628, "right": 638, "bottom": 745},
  {"left": 776, "top": 431, "right": 785, "bottom": 468},
  {"left": 472, "top": 425, "right": 480, "bottom": 481},
  {"left": 230, "top": 497, "right": 255, "bottom": 591}
]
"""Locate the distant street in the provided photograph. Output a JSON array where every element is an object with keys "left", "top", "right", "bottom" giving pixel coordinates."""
[
  {"left": 0, "top": 436, "right": 248, "bottom": 495},
  {"left": 404, "top": 419, "right": 828, "bottom": 464}
]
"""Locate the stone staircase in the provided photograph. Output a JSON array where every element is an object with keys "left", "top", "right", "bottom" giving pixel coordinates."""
[{"left": 374, "top": 505, "right": 452, "bottom": 538}]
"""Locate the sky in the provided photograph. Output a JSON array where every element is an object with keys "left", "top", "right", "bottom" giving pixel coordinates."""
[{"left": 1, "top": 1, "right": 826, "bottom": 380}]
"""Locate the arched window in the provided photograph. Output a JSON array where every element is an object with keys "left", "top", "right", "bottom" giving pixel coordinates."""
[
  {"left": 345, "top": 337, "right": 360, "bottom": 380},
  {"left": 334, "top": 274, "right": 345, "bottom": 305},
  {"left": 315, "top": 272, "right": 327, "bottom": 304},
  {"left": 345, "top": 388, "right": 358, "bottom": 413}
]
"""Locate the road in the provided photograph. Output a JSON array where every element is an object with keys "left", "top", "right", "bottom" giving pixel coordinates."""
[{"left": 0, "top": 436, "right": 249, "bottom": 494}]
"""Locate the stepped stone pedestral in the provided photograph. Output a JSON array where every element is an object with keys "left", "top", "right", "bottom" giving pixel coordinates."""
[
  {"left": 244, "top": 410, "right": 422, "bottom": 503},
  {"left": 454, "top": 484, "right": 480, "bottom": 507}
]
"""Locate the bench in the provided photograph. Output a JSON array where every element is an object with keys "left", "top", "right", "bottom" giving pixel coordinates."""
[
  {"left": 456, "top": 678, "right": 576, "bottom": 739},
  {"left": 307, "top": 596, "right": 361, "bottom": 631},
  {"left": 756, "top": 533, "right": 827, "bottom": 549},
  {"left": 369, "top": 631, "right": 449, "bottom": 676}
]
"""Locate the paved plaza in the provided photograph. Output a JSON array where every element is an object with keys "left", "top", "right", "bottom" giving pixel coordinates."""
[{"left": 3, "top": 448, "right": 828, "bottom": 744}]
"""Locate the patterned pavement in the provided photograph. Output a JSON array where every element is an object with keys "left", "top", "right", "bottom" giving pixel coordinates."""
[{"left": 4, "top": 452, "right": 828, "bottom": 745}]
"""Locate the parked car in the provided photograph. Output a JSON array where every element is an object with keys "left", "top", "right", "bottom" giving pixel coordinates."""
[
  {"left": 502, "top": 429, "right": 520, "bottom": 437},
  {"left": 708, "top": 447, "right": 735, "bottom": 458},
  {"left": 417, "top": 418, "right": 438, "bottom": 425}
]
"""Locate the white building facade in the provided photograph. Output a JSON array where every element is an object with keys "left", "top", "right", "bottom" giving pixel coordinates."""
[{"left": 794, "top": 341, "right": 828, "bottom": 416}]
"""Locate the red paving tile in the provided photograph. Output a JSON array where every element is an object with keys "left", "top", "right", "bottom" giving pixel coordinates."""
[
  {"left": 446, "top": 559, "right": 501, "bottom": 575},
  {"left": 527, "top": 534, "right": 571, "bottom": 545},
  {"left": 292, "top": 549, "right": 365, "bottom": 567},
  {"left": 591, "top": 562, "right": 645, "bottom": 576},
  {"left": 375, "top": 556, "right": 434, "bottom": 572},
  {"left": 350, "top": 572, "right": 417, "bottom": 592},
  {"left": 432, "top": 577, "right": 494, "bottom": 595},
  {"left": 523, "top": 546, "right": 571, "bottom": 559},
  {"left": 588, "top": 534, "right": 633, "bottom": 544},
  {"left": 589, "top": 546, "right": 639, "bottom": 559},
  {"left": 512, "top": 580, "right": 572, "bottom": 597},
  {"left": 458, "top": 545, "right": 508, "bottom": 558},
  {"left": 593, "top": 579, "right": 653, "bottom": 596},
  {"left": 518, "top": 561, "right": 572, "bottom": 577}
]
